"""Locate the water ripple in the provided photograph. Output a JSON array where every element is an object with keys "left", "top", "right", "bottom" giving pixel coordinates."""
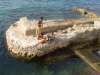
[{"left": 0, "top": 0, "right": 100, "bottom": 75}]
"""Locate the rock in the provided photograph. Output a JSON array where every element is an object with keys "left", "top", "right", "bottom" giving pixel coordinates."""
[
  {"left": 5, "top": 17, "right": 100, "bottom": 61},
  {"left": 88, "top": 12, "right": 99, "bottom": 18},
  {"left": 18, "top": 17, "right": 35, "bottom": 36},
  {"left": 37, "top": 50, "right": 44, "bottom": 57},
  {"left": 67, "top": 27, "right": 72, "bottom": 33},
  {"left": 74, "top": 7, "right": 99, "bottom": 18},
  {"left": 95, "top": 21, "right": 100, "bottom": 42},
  {"left": 74, "top": 7, "right": 87, "bottom": 15},
  {"left": 94, "top": 21, "right": 100, "bottom": 26}
]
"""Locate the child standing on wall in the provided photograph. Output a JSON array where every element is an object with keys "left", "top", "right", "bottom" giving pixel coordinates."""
[{"left": 36, "top": 17, "right": 43, "bottom": 35}]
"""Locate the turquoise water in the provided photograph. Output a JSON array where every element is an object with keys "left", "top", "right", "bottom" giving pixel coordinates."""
[{"left": 1, "top": 0, "right": 100, "bottom": 75}]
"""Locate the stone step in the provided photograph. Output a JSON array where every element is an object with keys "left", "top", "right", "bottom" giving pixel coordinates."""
[{"left": 74, "top": 49, "right": 100, "bottom": 73}]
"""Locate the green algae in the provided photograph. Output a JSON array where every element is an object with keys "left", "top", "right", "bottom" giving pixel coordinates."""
[
  {"left": 45, "top": 48, "right": 74, "bottom": 65},
  {"left": 94, "top": 43, "right": 100, "bottom": 47},
  {"left": 72, "top": 42, "right": 92, "bottom": 51},
  {"left": 73, "top": 45, "right": 100, "bottom": 73}
]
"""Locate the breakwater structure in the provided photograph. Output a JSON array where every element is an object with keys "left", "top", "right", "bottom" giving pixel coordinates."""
[
  {"left": 74, "top": 7, "right": 100, "bottom": 18},
  {"left": 5, "top": 7, "right": 100, "bottom": 73}
]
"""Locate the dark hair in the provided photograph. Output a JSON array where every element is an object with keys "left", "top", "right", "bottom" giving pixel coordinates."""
[
  {"left": 41, "top": 32, "right": 44, "bottom": 36},
  {"left": 40, "top": 17, "right": 43, "bottom": 20}
]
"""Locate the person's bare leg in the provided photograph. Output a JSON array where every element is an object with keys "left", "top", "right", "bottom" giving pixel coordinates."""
[{"left": 39, "top": 39, "right": 45, "bottom": 44}]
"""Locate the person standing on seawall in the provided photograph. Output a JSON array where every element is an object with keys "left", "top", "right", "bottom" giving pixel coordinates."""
[{"left": 36, "top": 17, "right": 43, "bottom": 35}]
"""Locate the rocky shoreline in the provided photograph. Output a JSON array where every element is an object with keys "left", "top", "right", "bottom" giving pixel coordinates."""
[{"left": 5, "top": 16, "right": 100, "bottom": 60}]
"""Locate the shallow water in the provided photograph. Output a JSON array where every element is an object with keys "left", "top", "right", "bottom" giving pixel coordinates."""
[{"left": 1, "top": 0, "right": 100, "bottom": 75}]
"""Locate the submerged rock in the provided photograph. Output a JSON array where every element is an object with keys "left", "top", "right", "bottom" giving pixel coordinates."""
[
  {"left": 88, "top": 12, "right": 99, "bottom": 18},
  {"left": 74, "top": 7, "right": 100, "bottom": 18},
  {"left": 5, "top": 17, "right": 100, "bottom": 61},
  {"left": 74, "top": 6, "right": 87, "bottom": 15}
]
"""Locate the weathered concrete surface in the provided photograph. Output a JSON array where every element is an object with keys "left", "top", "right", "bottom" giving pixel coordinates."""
[
  {"left": 72, "top": 43, "right": 100, "bottom": 73},
  {"left": 5, "top": 17, "right": 100, "bottom": 60},
  {"left": 75, "top": 49, "right": 100, "bottom": 72},
  {"left": 74, "top": 48, "right": 100, "bottom": 73}
]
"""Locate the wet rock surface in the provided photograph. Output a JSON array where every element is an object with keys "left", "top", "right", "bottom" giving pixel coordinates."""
[{"left": 74, "top": 7, "right": 100, "bottom": 18}]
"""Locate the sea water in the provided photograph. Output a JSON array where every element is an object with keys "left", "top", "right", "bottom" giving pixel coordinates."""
[{"left": 0, "top": 0, "right": 100, "bottom": 75}]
